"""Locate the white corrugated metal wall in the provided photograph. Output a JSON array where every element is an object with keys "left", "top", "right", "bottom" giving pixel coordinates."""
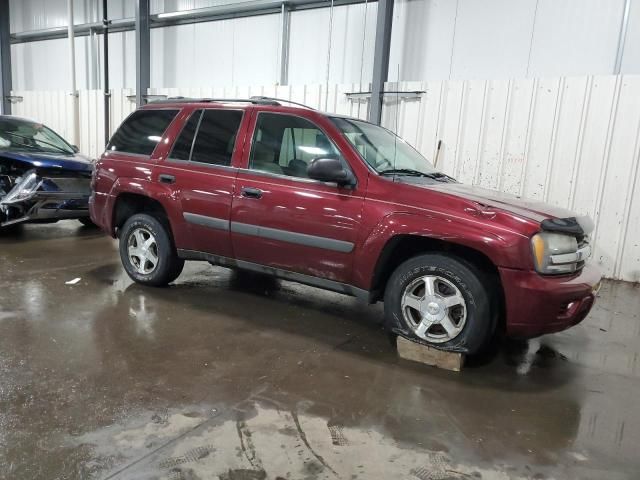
[
  {"left": 389, "top": 0, "right": 639, "bottom": 80},
  {"left": 8, "top": 0, "right": 640, "bottom": 90},
  {"left": 10, "top": 75, "right": 640, "bottom": 282}
]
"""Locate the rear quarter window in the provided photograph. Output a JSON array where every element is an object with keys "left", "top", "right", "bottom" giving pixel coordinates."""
[{"left": 107, "top": 109, "right": 178, "bottom": 155}]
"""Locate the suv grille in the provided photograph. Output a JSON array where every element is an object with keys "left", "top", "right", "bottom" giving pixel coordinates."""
[{"left": 576, "top": 237, "right": 590, "bottom": 272}]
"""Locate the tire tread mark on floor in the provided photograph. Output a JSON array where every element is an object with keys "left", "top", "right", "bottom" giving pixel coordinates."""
[
  {"left": 101, "top": 410, "right": 222, "bottom": 480},
  {"left": 290, "top": 410, "right": 338, "bottom": 477},
  {"left": 327, "top": 424, "right": 348, "bottom": 446},
  {"left": 236, "top": 419, "right": 263, "bottom": 470},
  {"left": 158, "top": 445, "right": 215, "bottom": 469}
]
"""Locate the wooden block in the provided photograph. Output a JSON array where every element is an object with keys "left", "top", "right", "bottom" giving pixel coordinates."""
[{"left": 396, "top": 336, "right": 464, "bottom": 372}]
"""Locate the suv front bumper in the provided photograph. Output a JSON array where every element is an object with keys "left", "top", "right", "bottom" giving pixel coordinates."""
[{"left": 499, "top": 264, "right": 602, "bottom": 338}]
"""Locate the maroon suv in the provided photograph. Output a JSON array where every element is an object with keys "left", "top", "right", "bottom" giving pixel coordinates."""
[{"left": 90, "top": 97, "right": 601, "bottom": 354}]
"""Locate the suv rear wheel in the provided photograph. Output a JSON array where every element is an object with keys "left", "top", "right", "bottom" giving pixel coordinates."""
[
  {"left": 119, "top": 213, "right": 184, "bottom": 286},
  {"left": 384, "top": 253, "right": 494, "bottom": 355}
]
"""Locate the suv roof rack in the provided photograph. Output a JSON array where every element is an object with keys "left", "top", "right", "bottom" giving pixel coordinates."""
[
  {"left": 149, "top": 97, "right": 279, "bottom": 105},
  {"left": 149, "top": 96, "right": 314, "bottom": 110},
  {"left": 248, "top": 96, "right": 315, "bottom": 110}
]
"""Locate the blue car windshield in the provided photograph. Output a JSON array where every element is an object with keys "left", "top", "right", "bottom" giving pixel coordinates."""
[{"left": 0, "top": 117, "right": 74, "bottom": 155}]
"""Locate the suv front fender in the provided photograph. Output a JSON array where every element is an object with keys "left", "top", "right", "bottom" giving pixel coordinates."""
[{"left": 353, "top": 212, "right": 532, "bottom": 291}]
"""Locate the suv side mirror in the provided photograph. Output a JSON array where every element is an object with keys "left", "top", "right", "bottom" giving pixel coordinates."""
[
  {"left": 307, "top": 157, "right": 355, "bottom": 186},
  {"left": 71, "top": 145, "right": 80, "bottom": 153}
]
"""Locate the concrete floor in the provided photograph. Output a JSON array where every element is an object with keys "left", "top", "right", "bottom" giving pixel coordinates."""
[{"left": 0, "top": 222, "right": 639, "bottom": 480}]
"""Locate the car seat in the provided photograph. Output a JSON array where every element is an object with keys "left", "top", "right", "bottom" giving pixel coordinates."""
[
  {"left": 287, "top": 159, "right": 308, "bottom": 177},
  {"left": 251, "top": 140, "right": 284, "bottom": 175}
]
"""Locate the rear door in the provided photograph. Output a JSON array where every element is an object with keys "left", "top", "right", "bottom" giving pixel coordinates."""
[
  {"left": 156, "top": 107, "right": 248, "bottom": 257},
  {"left": 229, "top": 110, "right": 364, "bottom": 284}
]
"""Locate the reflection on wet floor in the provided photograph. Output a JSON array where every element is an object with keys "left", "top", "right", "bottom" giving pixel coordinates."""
[{"left": 0, "top": 221, "right": 639, "bottom": 479}]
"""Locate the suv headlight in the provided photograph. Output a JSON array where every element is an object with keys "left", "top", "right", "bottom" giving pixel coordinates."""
[{"left": 531, "top": 232, "right": 589, "bottom": 274}]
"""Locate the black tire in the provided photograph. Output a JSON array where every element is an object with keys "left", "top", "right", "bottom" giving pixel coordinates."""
[
  {"left": 0, "top": 223, "right": 24, "bottom": 235},
  {"left": 78, "top": 217, "right": 96, "bottom": 227},
  {"left": 119, "top": 213, "right": 184, "bottom": 287},
  {"left": 383, "top": 253, "right": 494, "bottom": 355}
]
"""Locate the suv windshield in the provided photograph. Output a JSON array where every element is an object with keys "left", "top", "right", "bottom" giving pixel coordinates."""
[
  {"left": 331, "top": 117, "right": 443, "bottom": 177},
  {"left": 0, "top": 117, "right": 75, "bottom": 155}
]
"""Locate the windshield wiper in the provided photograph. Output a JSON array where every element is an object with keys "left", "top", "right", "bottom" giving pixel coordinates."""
[
  {"left": 379, "top": 168, "right": 430, "bottom": 177},
  {"left": 423, "top": 171, "right": 456, "bottom": 182},
  {"left": 1, "top": 132, "right": 72, "bottom": 155},
  {"left": 379, "top": 169, "right": 455, "bottom": 182}
]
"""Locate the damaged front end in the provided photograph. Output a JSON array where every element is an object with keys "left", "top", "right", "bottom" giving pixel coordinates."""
[{"left": 0, "top": 162, "right": 91, "bottom": 228}]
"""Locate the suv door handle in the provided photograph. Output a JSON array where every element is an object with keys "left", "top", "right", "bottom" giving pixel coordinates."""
[
  {"left": 241, "top": 187, "right": 263, "bottom": 199},
  {"left": 159, "top": 174, "right": 176, "bottom": 184}
]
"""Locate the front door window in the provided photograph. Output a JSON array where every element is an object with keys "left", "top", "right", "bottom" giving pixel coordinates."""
[{"left": 249, "top": 113, "right": 342, "bottom": 179}]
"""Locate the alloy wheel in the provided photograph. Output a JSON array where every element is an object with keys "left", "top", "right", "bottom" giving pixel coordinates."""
[
  {"left": 401, "top": 275, "right": 467, "bottom": 343},
  {"left": 127, "top": 227, "right": 159, "bottom": 275}
]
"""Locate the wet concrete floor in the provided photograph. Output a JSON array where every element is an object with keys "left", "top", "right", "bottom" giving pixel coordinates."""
[{"left": 0, "top": 221, "right": 639, "bottom": 480}]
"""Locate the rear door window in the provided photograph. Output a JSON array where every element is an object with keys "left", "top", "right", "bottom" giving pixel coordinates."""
[
  {"left": 107, "top": 109, "right": 178, "bottom": 155},
  {"left": 190, "top": 109, "right": 243, "bottom": 166}
]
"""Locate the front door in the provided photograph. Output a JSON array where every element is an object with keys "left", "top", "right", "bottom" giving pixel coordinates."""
[{"left": 230, "top": 111, "right": 364, "bottom": 284}]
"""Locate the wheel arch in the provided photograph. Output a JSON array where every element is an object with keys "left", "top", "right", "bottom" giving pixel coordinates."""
[
  {"left": 369, "top": 233, "right": 506, "bottom": 334},
  {"left": 112, "top": 192, "right": 170, "bottom": 237}
]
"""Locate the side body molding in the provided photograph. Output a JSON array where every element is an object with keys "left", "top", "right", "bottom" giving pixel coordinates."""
[
  {"left": 183, "top": 212, "right": 230, "bottom": 231},
  {"left": 181, "top": 212, "right": 355, "bottom": 253},
  {"left": 230, "top": 222, "right": 354, "bottom": 253}
]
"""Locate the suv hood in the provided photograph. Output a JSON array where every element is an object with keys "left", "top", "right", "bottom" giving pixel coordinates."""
[
  {"left": 0, "top": 150, "right": 93, "bottom": 172},
  {"left": 414, "top": 181, "right": 577, "bottom": 223}
]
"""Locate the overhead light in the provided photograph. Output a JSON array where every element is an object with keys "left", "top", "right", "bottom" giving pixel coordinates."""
[{"left": 156, "top": 10, "right": 190, "bottom": 19}]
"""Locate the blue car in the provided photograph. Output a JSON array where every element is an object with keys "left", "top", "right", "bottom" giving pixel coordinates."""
[{"left": 0, "top": 115, "right": 94, "bottom": 228}]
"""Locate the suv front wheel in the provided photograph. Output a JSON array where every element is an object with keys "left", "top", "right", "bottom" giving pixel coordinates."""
[
  {"left": 119, "top": 213, "right": 184, "bottom": 286},
  {"left": 384, "top": 254, "right": 494, "bottom": 355}
]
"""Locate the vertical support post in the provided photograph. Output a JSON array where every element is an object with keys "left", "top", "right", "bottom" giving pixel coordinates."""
[
  {"left": 103, "top": 0, "right": 110, "bottom": 146},
  {"left": 89, "top": 27, "right": 98, "bottom": 90},
  {"left": 135, "top": 0, "right": 151, "bottom": 108},
  {"left": 614, "top": 0, "right": 631, "bottom": 74},
  {"left": 278, "top": 2, "right": 290, "bottom": 86},
  {"left": 324, "top": 0, "right": 334, "bottom": 111},
  {"left": 0, "top": 0, "right": 12, "bottom": 115},
  {"left": 67, "top": 0, "right": 80, "bottom": 146},
  {"left": 368, "top": 0, "right": 394, "bottom": 125}
]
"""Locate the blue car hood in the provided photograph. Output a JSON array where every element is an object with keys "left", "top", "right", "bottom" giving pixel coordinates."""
[{"left": 0, "top": 150, "right": 93, "bottom": 172}]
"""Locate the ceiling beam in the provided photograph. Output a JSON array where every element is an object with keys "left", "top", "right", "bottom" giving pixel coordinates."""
[{"left": 10, "top": 0, "right": 375, "bottom": 44}]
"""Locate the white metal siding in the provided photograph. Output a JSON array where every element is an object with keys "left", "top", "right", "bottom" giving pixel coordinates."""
[
  {"left": 389, "top": 0, "right": 640, "bottom": 81},
  {"left": 622, "top": 0, "right": 640, "bottom": 72},
  {"left": 449, "top": 0, "right": 538, "bottom": 80},
  {"left": 8, "top": 90, "right": 75, "bottom": 141},
  {"left": 382, "top": 76, "right": 640, "bottom": 282},
  {"left": 527, "top": 0, "right": 626, "bottom": 77},
  {"left": 10, "top": 0, "right": 640, "bottom": 91},
  {"left": 150, "top": 14, "right": 281, "bottom": 89},
  {"left": 288, "top": 3, "right": 377, "bottom": 86},
  {"left": 10, "top": 74, "right": 640, "bottom": 281}
]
